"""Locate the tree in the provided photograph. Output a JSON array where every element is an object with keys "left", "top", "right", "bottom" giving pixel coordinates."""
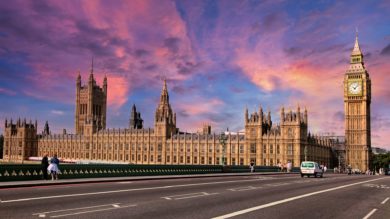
[
  {"left": 0, "top": 134, "right": 3, "bottom": 159},
  {"left": 372, "top": 152, "right": 390, "bottom": 172}
]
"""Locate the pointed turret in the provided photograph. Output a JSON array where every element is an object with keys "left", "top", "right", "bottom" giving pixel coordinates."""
[
  {"left": 245, "top": 106, "right": 249, "bottom": 124},
  {"left": 4, "top": 118, "right": 7, "bottom": 128},
  {"left": 350, "top": 30, "right": 364, "bottom": 65},
  {"left": 89, "top": 57, "right": 94, "bottom": 83},
  {"left": 103, "top": 74, "right": 107, "bottom": 94},
  {"left": 77, "top": 70, "right": 81, "bottom": 84},
  {"left": 160, "top": 78, "right": 169, "bottom": 104},
  {"left": 280, "top": 106, "right": 285, "bottom": 124},
  {"left": 43, "top": 121, "right": 50, "bottom": 135},
  {"left": 351, "top": 31, "right": 362, "bottom": 56},
  {"left": 304, "top": 107, "right": 308, "bottom": 124}
]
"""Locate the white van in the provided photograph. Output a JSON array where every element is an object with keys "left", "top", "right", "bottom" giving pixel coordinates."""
[{"left": 300, "top": 161, "right": 323, "bottom": 178}]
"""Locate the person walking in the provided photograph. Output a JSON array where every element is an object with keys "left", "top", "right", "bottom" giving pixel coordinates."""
[
  {"left": 47, "top": 154, "right": 60, "bottom": 180},
  {"left": 323, "top": 165, "right": 327, "bottom": 173},
  {"left": 41, "top": 153, "right": 49, "bottom": 180},
  {"left": 250, "top": 161, "right": 255, "bottom": 173}
]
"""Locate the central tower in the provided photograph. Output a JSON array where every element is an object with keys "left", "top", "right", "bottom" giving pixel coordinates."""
[
  {"left": 154, "top": 79, "right": 176, "bottom": 139},
  {"left": 75, "top": 60, "right": 107, "bottom": 135},
  {"left": 344, "top": 32, "right": 371, "bottom": 171}
]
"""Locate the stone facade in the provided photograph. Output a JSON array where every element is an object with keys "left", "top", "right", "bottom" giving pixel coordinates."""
[
  {"left": 344, "top": 34, "right": 372, "bottom": 172},
  {"left": 3, "top": 74, "right": 335, "bottom": 166}
]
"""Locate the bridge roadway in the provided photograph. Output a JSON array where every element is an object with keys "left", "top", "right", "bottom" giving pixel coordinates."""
[{"left": 0, "top": 174, "right": 389, "bottom": 219}]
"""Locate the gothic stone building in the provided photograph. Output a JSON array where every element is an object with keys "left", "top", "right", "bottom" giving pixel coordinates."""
[
  {"left": 2, "top": 73, "right": 335, "bottom": 167},
  {"left": 5, "top": 53, "right": 352, "bottom": 167}
]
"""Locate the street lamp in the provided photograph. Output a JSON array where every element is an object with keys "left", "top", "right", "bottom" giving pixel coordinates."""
[{"left": 219, "top": 131, "right": 226, "bottom": 165}]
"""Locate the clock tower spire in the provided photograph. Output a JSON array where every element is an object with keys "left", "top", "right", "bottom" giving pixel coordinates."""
[{"left": 343, "top": 31, "right": 371, "bottom": 172}]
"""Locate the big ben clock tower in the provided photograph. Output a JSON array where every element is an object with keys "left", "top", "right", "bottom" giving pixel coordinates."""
[{"left": 344, "top": 32, "right": 371, "bottom": 172}]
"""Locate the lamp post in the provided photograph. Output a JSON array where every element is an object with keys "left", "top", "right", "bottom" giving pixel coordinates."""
[{"left": 219, "top": 132, "right": 226, "bottom": 165}]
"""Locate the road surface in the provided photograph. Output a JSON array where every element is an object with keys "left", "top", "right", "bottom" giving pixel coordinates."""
[{"left": 0, "top": 174, "right": 389, "bottom": 219}]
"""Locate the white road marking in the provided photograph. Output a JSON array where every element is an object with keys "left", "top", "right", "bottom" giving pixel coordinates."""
[
  {"left": 162, "top": 192, "right": 218, "bottom": 200},
  {"left": 112, "top": 204, "right": 120, "bottom": 208},
  {"left": 362, "top": 208, "right": 377, "bottom": 219},
  {"left": 265, "top": 182, "right": 290, "bottom": 187},
  {"left": 364, "top": 184, "right": 390, "bottom": 189},
  {"left": 32, "top": 203, "right": 121, "bottom": 215},
  {"left": 49, "top": 204, "right": 137, "bottom": 218},
  {"left": 117, "top": 181, "right": 133, "bottom": 184},
  {"left": 212, "top": 177, "right": 386, "bottom": 219},
  {"left": 1, "top": 178, "right": 269, "bottom": 203},
  {"left": 228, "top": 186, "right": 263, "bottom": 191},
  {"left": 381, "top": 197, "right": 389, "bottom": 204},
  {"left": 38, "top": 214, "right": 46, "bottom": 218}
]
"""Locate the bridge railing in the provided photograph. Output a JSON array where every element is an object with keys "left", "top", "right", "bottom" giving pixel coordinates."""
[{"left": 0, "top": 164, "right": 286, "bottom": 181}]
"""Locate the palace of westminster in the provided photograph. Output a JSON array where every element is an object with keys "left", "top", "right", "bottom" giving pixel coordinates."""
[{"left": 2, "top": 34, "right": 372, "bottom": 171}]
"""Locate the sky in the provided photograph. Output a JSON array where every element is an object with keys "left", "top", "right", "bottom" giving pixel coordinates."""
[{"left": 0, "top": 0, "right": 389, "bottom": 149}]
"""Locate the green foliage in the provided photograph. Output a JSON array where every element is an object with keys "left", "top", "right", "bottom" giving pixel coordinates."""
[{"left": 372, "top": 152, "right": 390, "bottom": 169}]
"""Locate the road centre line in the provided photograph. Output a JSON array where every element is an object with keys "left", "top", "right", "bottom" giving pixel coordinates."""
[
  {"left": 32, "top": 203, "right": 121, "bottom": 215},
  {"left": 228, "top": 186, "right": 263, "bottom": 192},
  {"left": 163, "top": 192, "right": 218, "bottom": 200},
  {"left": 212, "top": 177, "right": 386, "bottom": 219},
  {"left": 0, "top": 178, "right": 268, "bottom": 203},
  {"left": 381, "top": 197, "right": 389, "bottom": 204},
  {"left": 362, "top": 209, "right": 377, "bottom": 219},
  {"left": 49, "top": 204, "right": 137, "bottom": 218}
]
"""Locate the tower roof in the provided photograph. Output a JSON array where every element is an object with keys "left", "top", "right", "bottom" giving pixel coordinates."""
[{"left": 351, "top": 31, "right": 362, "bottom": 56}]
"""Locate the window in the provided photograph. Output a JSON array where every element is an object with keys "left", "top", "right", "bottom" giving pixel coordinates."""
[
  {"left": 250, "top": 143, "right": 256, "bottom": 153},
  {"left": 166, "top": 156, "right": 170, "bottom": 162},
  {"left": 231, "top": 144, "right": 236, "bottom": 154},
  {"left": 209, "top": 157, "right": 212, "bottom": 164},
  {"left": 150, "top": 155, "right": 154, "bottom": 162},
  {"left": 187, "top": 144, "right": 191, "bottom": 152},
  {"left": 186, "top": 156, "right": 191, "bottom": 163},
  {"left": 263, "top": 144, "right": 267, "bottom": 154},
  {"left": 270, "top": 159, "right": 274, "bottom": 166},
  {"left": 277, "top": 144, "right": 280, "bottom": 154},
  {"left": 232, "top": 158, "right": 236, "bottom": 165},
  {"left": 157, "top": 155, "right": 161, "bottom": 162},
  {"left": 158, "top": 144, "right": 162, "bottom": 151},
  {"left": 201, "top": 157, "right": 205, "bottom": 164},
  {"left": 239, "top": 158, "right": 244, "bottom": 165},
  {"left": 180, "top": 156, "right": 184, "bottom": 163},
  {"left": 263, "top": 158, "right": 267, "bottom": 165},
  {"left": 287, "top": 144, "right": 293, "bottom": 155},
  {"left": 194, "top": 157, "right": 198, "bottom": 164},
  {"left": 270, "top": 144, "right": 273, "bottom": 154},
  {"left": 239, "top": 144, "right": 244, "bottom": 153},
  {"left": 173, "top": 156, "right": 177, "bottom": 163}
]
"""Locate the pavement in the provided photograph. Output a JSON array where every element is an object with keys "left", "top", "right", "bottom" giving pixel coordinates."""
[
  {"left": 0, "top": 172, "right": 293, "bottom": 189},
  {"left": 0, "top": 173, "right": 389, "bottom": 219}
]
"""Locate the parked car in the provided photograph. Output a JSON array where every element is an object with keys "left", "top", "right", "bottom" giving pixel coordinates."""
[{"left": 300, "top": 161, "right": 323, "bottom": 178}]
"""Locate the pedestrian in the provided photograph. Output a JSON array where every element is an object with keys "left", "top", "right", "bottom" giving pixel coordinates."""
[
  {"left": 286, "top": 161, "right": 292, "bottom": 173},
  {"left": 323, "top": 165, "right": 327, "bottom": 173},
  {"left": 47, "top": 154, "right": 60, "bottom": 180},
  {"left": 250, "top": 161, "right": 255, "bottom": 173},
  {"left": 41, "top": 153, "right": 49, "bottom": 180}
]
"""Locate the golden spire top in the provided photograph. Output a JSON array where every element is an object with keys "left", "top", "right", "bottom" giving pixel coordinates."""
[{"left": 352, "top": 27, "right": 362, "bottom": 56}]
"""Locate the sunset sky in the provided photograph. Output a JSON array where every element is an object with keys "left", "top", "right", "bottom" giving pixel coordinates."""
[{"left": 0, "top": 0, "right": 389, "bottom": 149}]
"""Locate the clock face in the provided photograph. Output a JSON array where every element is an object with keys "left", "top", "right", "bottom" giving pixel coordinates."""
[{"left": 348, "top": 81, "right": 362, "bottom": 95}]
